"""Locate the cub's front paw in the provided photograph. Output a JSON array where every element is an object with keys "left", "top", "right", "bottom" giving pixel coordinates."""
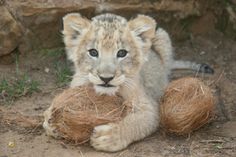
[{"left": 90, "top": 124, "right": 128, "bottom": 152}]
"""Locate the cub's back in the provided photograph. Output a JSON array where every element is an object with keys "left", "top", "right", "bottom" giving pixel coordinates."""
[{"left": 141, "top": 50, "right": 170, "bottom": 101}]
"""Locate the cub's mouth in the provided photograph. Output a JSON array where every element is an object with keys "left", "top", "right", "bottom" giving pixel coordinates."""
[
  {"left": 98, "top": 84, "right": 115, "bottom": 88},
  {"left": 94, "top": 84, "right": 119, "bottom": 95}
]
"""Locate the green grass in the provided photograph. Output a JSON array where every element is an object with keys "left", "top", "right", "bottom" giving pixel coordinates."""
[
  {"left": 0, "top": 51, "right": 40, "bottom": 105},
  {"left": 0, "top": 75, "right": 40, "bottom": 105},
  {"left": 54, "top": 61, "right": 73, "bottom": 87},
  {"left": 40, "top": 47, "right": 73, "bottom": 87},
  {"left": 0, "top": 47, "right": 73, "bottom": 106},
  {"left": 40, "top": 47, "right": 66, "bottom": 59}
]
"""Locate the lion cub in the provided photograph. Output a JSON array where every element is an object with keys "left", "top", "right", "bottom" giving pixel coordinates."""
[{"left": 44, "top": 13, "right": 213, "bottom": 152}]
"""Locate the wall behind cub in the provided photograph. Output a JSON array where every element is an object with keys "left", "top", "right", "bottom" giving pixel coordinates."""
[{"left": 0, "top": 0, "right": 235, "bottom": 56}]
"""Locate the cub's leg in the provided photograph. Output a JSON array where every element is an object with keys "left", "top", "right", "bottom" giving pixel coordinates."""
[{"left": 90, "top": 93, "right": 158, "bottom": 152}]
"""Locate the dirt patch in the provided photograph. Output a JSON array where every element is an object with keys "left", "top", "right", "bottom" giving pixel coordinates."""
[{"left": 0, "top": 32, "right": 236, "bottom": 156}]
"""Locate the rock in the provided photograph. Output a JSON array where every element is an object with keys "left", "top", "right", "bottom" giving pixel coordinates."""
[
  {"left": 232, "top": 0, "right": 236, "bottom": 5},
  {"left": 0, "top": 6, "right": 23, "bottom": 56},
  {"left": 4, "top": 0, "right": 97, "bottom": 51},
  {"left": 190, "top": 12, "right": 216, "bottom": 36},
  {"left": 0, "top": 0, "right": 4, "bottom": 5},
  {"left": 0, "top": 54, "right": 15, "bottom": 65},
  {"left": 0, "top": 0, "right": 229, "bottom": 54},
  {"left": 3, "top": 0, "right": 202, "bottom": 53}
]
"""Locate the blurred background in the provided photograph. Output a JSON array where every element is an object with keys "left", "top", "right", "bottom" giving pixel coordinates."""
[
  {"left": 1, "top": 0, "right": 236, "bottom": 54},
  {"left": 0, "top": 0, "right": 236, "bottom": 157}
]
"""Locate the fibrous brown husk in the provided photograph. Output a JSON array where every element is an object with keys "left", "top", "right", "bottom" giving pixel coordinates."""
[
  {"left": 45, "top": 85, "right": 131, "bottom": 143},
  {"left": 160, "top": 77, "right": 215, "bottom": 135}
]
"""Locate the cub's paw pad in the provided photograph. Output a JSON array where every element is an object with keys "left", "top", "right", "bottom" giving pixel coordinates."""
[{"left": 90, "top": 124, "right": 126, "bottom": 152}]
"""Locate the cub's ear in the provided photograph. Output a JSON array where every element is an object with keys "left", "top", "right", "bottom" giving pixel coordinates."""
[
  {"left": 62, "top": 13, "right": 91, "bottom": 62},
  {"left": 62, "top": 13, "right": 91, "bottom": 43},
  {"left": 128, "top": 15, "right": 156, "bottom": 41}
]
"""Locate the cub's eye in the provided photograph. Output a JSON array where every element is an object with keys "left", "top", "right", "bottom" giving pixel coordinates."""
[
  {"left": 88, "top": 49, "right": 99, "bottom": 57},
  {"left": 117, "top": 49, "right": 128, "bottom": 58}
]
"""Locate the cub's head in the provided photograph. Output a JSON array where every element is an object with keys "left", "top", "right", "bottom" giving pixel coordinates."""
[{"left": 63, "top": 13, "right": 156, "bottom": 95}]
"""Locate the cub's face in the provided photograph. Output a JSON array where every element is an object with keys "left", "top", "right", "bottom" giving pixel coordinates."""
[{"left": 63, "top": 13, "right": 156, "bottom": 95}]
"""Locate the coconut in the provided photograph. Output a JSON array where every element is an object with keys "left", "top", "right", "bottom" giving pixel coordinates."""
[
  {"left": 43, "top": 85, "right": 131, "bottom": 144},
  {"left": 160, "top": 77, "right": 215, "bottom": 135}
]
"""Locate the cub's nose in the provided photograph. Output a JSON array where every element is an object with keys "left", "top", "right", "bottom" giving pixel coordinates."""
[{"left": 99, "top": 76, "right": 114, "bottom": 84}]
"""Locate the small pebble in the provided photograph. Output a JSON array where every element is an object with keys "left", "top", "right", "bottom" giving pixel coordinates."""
[
  {"left": 44, "top": 67, "right": 50, "bottom": 73},
  {"left": 8, "top": 141, "right": 15, "bottom": 148},
  {"left": 200, "top": 51, "right": 206, "bottom": 55}
]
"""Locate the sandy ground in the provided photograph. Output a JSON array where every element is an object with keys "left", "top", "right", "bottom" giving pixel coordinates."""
[{"left": 0, "top": 31, "right": 236, "bottom": 157}]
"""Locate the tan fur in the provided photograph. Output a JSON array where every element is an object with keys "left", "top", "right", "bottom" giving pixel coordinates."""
[
  {"left": 63, "top": 13, "right": 169, "bottom": 151},
  {"left": 44, "top": 13, "right": 196, "bottom": 152}
]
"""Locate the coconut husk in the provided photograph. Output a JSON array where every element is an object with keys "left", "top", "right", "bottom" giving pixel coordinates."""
[
  {"left": 160, "top": 77, "right": 215, "bottom": 135},
  {"left": 44, "top": 85, "right": 131, "bottom": 143}
]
